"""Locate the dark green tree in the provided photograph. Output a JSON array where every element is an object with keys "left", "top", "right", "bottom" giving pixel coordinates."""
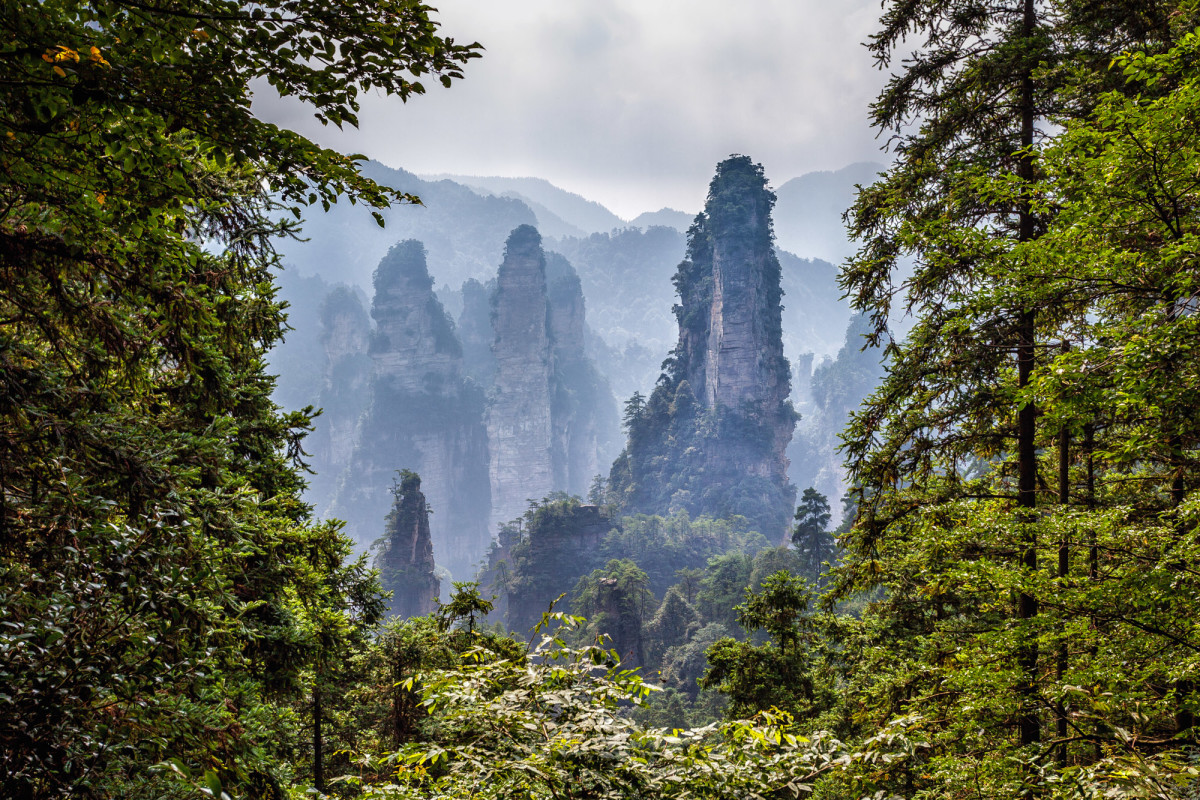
[
  {"left": 0, "top": 0, "right": 478, "bottom": 796},
  {"left": 643, "top": 586, "right": 700, "bottom": 669},
  {"left": 791, "top": 488, "right": 834, "bottom": 580},
  {"left": 828, "top": 2, "right": 1200, "bottom": 796},
  {"left": 573, "top": 559, "right": 654, "bottom": 667},
  {"left": 701, "top": 572, "right": 832, "bottom": 722},
  {"left": 436, "top": 581, "right": 496, "bottom": 634}
]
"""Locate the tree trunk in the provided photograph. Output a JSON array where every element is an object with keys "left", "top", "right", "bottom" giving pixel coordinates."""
[
  {"left": 1016, "top": 0, "right": 1041, "bottom": 755},
  {"left": 1057, "top": 349, "right": 1070, "bottom": 761},
  {"left": 313, "top": 683, "right": 324, "bottom": 792}
]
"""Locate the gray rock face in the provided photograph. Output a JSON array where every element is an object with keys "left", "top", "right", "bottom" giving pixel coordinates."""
[
  {"left": 485, "top": 228, "right": 621, "bottom": 532},
  {"left": 370, "top": 240, "right": 463, "bottom": 394},
  {"left": 486, "top": 226, "right": 556, "bottom": 530},
  {"left": 457, "top": 277, "right": 497, "bottom": 387},
  {"left": 323, "top": 301, "right": 372, "bottom": 466},
  {"left": 546, "top": 253, "right": 618, "bottom": 496},
  {"left": 685, "top": 158, "right": 793, "bottom": 495},
  {"left": 710, "top": 201, "right": 792, "bottom": 489},
  {"left": 305, "top": 288, "right": 373, "bottom": 511},
  {"left": 611, "top": 157, "right": 796, "bottom": 541},
  {"left": 332, "top": 241, "right": 491, "bottom": 580}
]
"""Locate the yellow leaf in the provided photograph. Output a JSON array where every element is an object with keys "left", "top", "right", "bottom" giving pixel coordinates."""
[
  {"left": 53, "top": 65, "right": 66, "bottom": 77},
  {"left": 96, "top": 192, "right": 106, "bottom": 206}
]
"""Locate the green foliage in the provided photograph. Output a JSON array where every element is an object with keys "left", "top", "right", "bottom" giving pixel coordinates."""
[
  {"left": 315, "top": 611, "right": 522, "bottom": 787},
  {"left": 0, "top": 0, "right": 477, "bottom": 795},
  {"left": 347, "top": 612, "right": 887, "bottom": 800},
  {"left": 572, "top": 559, "right": 654, "bottom": 666},
  {"left": 599, "top": 511, "right": 770, "bottom": 599},
  {"left": 497, "top": 496, "right": 613, "bottom": 633},
  {"left": 644, "top": 587, "right": 700, "bottom": 668},
  {"left": 436, "top": 582, "right": 496, "bottom": 634},
  {"left": 792, "top": 488, "right": 836, "bottom": 581},
  {"left": 830, "top": 7, "right": 1200, "bottom": 798},
  {"left": 700, "top": 572, "right": 835, "bottom": 724}
]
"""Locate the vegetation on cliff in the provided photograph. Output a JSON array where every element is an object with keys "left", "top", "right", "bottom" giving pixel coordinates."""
[{"left": 609, "top": 157, "right": 796, "bottom": 540}]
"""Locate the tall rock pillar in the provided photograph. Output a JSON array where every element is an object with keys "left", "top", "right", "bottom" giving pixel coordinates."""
[
  {"left": 486, "top": 225, "right": 556, "bottom": 530},
  {"left": 331, "top": 240, "right": 491, "bottom": 580},
  {"left": 609, "top": 157, "right": 796, "bottom": 540},
  {"left": 376, "top": 471, "right": 440, "bottom": 618}
]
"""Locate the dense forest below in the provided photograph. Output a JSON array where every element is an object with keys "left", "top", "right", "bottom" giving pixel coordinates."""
[{"left": 5, "top": 2, "right": 1200, "bottom": 800}]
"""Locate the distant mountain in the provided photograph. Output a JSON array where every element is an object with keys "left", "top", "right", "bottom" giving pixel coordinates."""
[
  {"left": 273, "top": 161, "right": 860, "bottom": 409},
  {"left": 629, "top": 208, "right": 693, "bottom": 232},
  {"left": 276, "top": 161, "right": 536, "bottom": 290},
  {"left": 426, "top": 174, "right": 626, "bottom": 234},
  {"left": 493, "top": 191, "right": 587, "bottom": 239},
  {"left": 772, "top": 161, "right": 885, "bottom": 266},
  {"left": 775, "top": 250, "right": 850, "bottom": 361}
]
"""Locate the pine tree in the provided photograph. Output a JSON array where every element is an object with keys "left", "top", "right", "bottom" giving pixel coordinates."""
[
  {"left": 791, "top": 488, "right": 834, "bottom": 581},
  {"left": 831, "top": 2, "right": 1200, "bottom": 795}
]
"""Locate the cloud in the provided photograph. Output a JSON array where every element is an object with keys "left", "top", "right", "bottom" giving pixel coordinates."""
[{"left": 253, "top": 0, "right": 890, "bottom": 219}]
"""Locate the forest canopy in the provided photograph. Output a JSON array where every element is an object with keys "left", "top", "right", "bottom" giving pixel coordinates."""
[
  {"left": 6, "top": 0, "right": 1200, "bottom": 799},
  {"left": 0, "top": 1, "right": 476, "bottom": 797}
]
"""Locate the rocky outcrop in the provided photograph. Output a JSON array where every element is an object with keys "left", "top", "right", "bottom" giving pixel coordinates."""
[
  {"left": 485, "top": 227, "right": 620, "bottom": 531},
  {"left": 609, "top": 157, "right": 796, "bottom": 541},
  {"left": 301, "top": 287, "right": 373, "bottom": 512},
  {"left": 331, "top": 240, "right": 491, "bottom": 580},
  {"left": 375, "top": 471, "right": 440, "bottom": 618},
  {"left": 486, "top": 226, "right": 557, "bottom": 530},
  {"left": 487, "top": 500, "right": 612, "bottom": 633}
]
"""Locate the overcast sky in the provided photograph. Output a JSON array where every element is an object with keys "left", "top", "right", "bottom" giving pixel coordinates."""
[{"left": 258, "top": 0, "right": 890, "bottom": 220}]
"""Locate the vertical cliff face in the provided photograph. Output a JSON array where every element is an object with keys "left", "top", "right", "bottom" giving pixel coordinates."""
[
  {"left": 457, "top": 277, "right": 497, "bottom": 387},
  {"left": 375, "top": 471, "right": 440, "bottom": 618},
  {"left": 688, "top": 158, "right": 793, "bottom": 492},
  {"left": 304, "top": 287, "right": 374, "bottom": 512},
  {"left": 332, "top": 240, "right": 491, "bottom": 580},
  {"left": 610, "top": 157, "right": 796, "bottom": 541},
  {"left": 319, "top": 288, "right": 373, "bottom": 467},
  {"left": 485, "top": 227, "right": 620, "bottom": 531},
  {"left": 369, "top": 240, "right": 463, "bottom": 394},
  {"left": 486, "top": 225, "right": 556, "bottom": 531},
  {"left": 546, "top": 253, "right": 620, "bottom": 496}
]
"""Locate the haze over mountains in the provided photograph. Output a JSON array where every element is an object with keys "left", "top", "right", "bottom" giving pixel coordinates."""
[{"left": 269, "top": 158, "right": 886, "bottom": 563}]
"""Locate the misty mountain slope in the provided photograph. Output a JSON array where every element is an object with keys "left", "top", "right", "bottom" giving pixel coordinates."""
[
  {"left": 275, "top": 160, "right": 537, "bottom": 290},
  {"left": 548, "top": 226, "right": 686, "bottom": 352},
  {"left": 629, "top": 208, "right": 693, "bottom": 232},
  {"left": 427, "top": 174, "right": 626, "bottom": 233},
  {"left": 776, "top": 250, "right": 851, "bottom": 360},
  {"left": 772, "top": 161, "right": 885, "bottom": 265},
  {"left": 494, "top": 191, "right": 587, "bottom": 239}
]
